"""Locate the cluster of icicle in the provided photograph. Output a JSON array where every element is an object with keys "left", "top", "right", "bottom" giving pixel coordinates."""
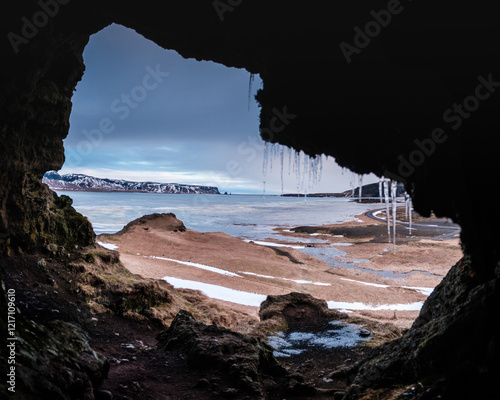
[
  {"left": 262, "top": 143, "right": 413, "bottom": 248},
  {"left": 376, "top": 178, "right": 413, "bottom": 249},
  {"left": 262, "top": 143, "right": 324, "bottom": 196}
]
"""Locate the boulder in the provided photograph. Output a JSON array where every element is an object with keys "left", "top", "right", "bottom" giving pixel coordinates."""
[
  {"left": 259, "top": 292, "right": 345, "bottom": 330},
  {"left": 157, "top": 310, "right": 289, "bottom": 398}
]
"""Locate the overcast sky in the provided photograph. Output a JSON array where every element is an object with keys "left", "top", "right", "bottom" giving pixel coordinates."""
[{"left": 61, "top": 23, "right": 378, "bottom": 194}]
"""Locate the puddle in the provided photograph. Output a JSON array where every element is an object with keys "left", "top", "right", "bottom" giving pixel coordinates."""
[
  {"left": 299, "top": 247, "right": 444, "bottom": 279},
  {"left": 267, "top": 321, "right": 371, "bottom": 358}
]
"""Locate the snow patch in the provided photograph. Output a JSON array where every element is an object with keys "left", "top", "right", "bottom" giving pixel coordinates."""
[
  {"left": 162, "top": 276, "right": 267, "bottom": 307},
  {"left": 327, "top": 301, "right": 424, "bottom": 311},
  {"left": 340, "top": 278, "right": 435, "bottom": 296},
  {"left": 340, "top": 278, "right": 389, "bottom": 288},
  {"left": 245, "top": 240, "right": 306, "bottom": 249},
  {"left": 239, "top": 271, "right": 331, "bottom": 286},
  {"left": 403, "top": 286, "right": 434, "bottom": 296},
  {"left": 97, "top": 241, "right": 119, "bottom": 250},
  {"left": 147, "top": 256, "right": 241, "bottom": 278}
]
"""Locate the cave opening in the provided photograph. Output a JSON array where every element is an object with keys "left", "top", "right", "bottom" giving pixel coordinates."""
[
  {"left": 47, "top": 22, "right": 463, "bottom": 369},
  {"left": 52, "top": 23, "right": 383, "bottom": 233},
  {"left": 43, "top": 24, "right": 465, "bottom": 382}
]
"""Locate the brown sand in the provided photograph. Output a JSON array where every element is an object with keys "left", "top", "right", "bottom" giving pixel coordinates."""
[{"left": 99, "top": 207, "right": 462, "bottom": 329}]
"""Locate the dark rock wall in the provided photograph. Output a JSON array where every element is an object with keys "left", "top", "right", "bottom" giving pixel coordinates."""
[
  {"left": 2, "top": 1, "right": 499, "bottom": 271},
  {"left": 2, "top": 1, "right": 500, "bottom": 398},
  {"left": 1, "top": 2, "right": 95, "bottom": 252}
]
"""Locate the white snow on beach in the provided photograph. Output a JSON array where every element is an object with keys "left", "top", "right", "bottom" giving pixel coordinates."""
[
  {"left": 245, "top": 240, "right": 306, "bottom": 249},
  {"left": 341, "top": 278, "right": 434, "bottom": 296},
  {"left": 97, "top": 241, "right": 119, "bottom": 250},
  {"left": 403, "top": 286, "right": 434, "bottom": 296},
  {"left": 162, "top": 276, "right": 267, "bottom": 307},
  {"left": 239, "top": 271, "right": 331, "bottom": 286},
  {"left": 146, "top": 256, "right": 241, "bottom": 277},
  {"left": 341, "top": 278, "right": 390, "bottom": 288},
  {"left": 327, "top": 300, "right": 424, "bottom": 311}
]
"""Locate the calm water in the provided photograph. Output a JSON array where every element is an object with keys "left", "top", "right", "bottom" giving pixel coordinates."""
[{"left": 57, "top": 191, "right": 374, "bottom": 240}]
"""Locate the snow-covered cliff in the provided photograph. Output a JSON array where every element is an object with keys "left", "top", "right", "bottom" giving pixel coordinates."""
[{"left": 43, "top": 171, "right": 220, "bottom": 194}]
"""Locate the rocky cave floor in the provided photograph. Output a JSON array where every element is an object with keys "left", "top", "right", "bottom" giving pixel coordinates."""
[{"left": 2, "top": 250, "right": 379, "bottom": 400}]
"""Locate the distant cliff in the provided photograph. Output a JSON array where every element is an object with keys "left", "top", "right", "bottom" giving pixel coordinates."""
[
  {"left": 282, "top": 182, "right": 406, "bottom": 198},
  {"left": 43, "top": 171, "right": 220, "bottom": 194}
]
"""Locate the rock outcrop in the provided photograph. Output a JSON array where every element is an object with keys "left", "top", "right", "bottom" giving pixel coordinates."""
[
  {"left": 259, "top": 292, "right": 345, "bottom": 331},
  {"left": 339, "top": 257, "right": 500, "bottom": 399},
  {"left": 156, "top": 310, "right": 291, "bottom": 399},
  {"left": 112, "top": 212, "right": 187, "bottom": 235}
]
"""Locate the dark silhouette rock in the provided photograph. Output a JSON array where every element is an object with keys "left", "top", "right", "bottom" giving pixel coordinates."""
[
  {"left": 260, "top": 292, "right": 345, "bottom": 330},
  {"left": 157, "top": 310, "right": 291, "bottom": 398}
]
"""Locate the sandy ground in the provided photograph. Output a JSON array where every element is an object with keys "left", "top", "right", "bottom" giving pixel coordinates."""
[{"left": 99, "top": 205, "right": 462, "bottom": 329}]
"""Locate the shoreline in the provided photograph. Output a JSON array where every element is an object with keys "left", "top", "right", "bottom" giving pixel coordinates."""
[{"left": 98, "top": 206, "right": 462, "bottom": 330}]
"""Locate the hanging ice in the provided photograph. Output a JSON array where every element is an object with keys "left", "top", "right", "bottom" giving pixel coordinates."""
[
  {"left": 261, "top": 143, "right": 326, "bottom": 196},
  {"left": 358, "top": 174, "right": 363, "bottom": 201},
  {"left": 262, "top": 142, "right": 269, "bottom": 196},
  {"left": 248, "top": 73, "right": 255, "bottom": 111},
  {"left": 383, "top": 178, "right": 391, "bottom": 243},
  {"left": 405, "top": 192, "right": 409, "bottom": 220},
  {"left": 408, "top": 196, "right": 413, "bottom": 235},
  {"left": 391, "top": 180, "right": 397, "bottom": 250},
  {"left": 296, "top": 150, "right": 301, "bottom": 196},
  {"left": 350, "top": 173, "right": 356, "bottom": 197},
  {"left": 280, "top": 145, "right": 285, "bottom": 194},
  {"left": 379, "top": 178, "right": 383, "bottom": 204}
]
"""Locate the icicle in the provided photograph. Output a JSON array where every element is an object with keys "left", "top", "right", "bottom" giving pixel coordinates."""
[
  {"left": 308, "top": 155, "right": 314, "bottom": 188},
  {"left": 383, "top": 178, "right": 391, "bottom": 243},
  {"left": 318, "top": 156, "right": 324, "bottom": 184},
  {"left": 262, "top": 142, "right": 269, "bottom": 197},
  {"left": 248, "top": 73, "right": 255, "bottom": 111},
  {"left": 313, "top": 156, "right": 323, "bottom": 186},
  {"left": 404, "top": 192, "right": 408, "bottom": 219},
  {"left": 302, "top": 153, "right": 307, "bottom": 193},
  {"left": 280, "top": 145, "right": 285, "bottom": 195},
  {"left": 350, "top": 173, "right": 356, "bottom": 197},
  {"left": 379, "top": 179, "right": 383, "bottom": 203},
  {"left": 391, "top": 180, "right": 397, "bottom": 251},
  {"left": 268, "top": 143, "right": 275, "bottom": 174},
  {"left": 408, "top": 197, "right": 413, "bottom": 235},
  {"left": 358, "top": 174, "right": 363, "bottom": 201},
  {"left": 304, "top": 154, "right": 309, "bottom": 191},
  {"left": 296, "top": 151, "right": 301, "bottom": 196},
  {"left": 293, "top": 150, "right": 298, "bottom": 175}
]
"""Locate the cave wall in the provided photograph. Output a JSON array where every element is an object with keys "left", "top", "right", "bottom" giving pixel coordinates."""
[
  {"left": 2, "top": 0, "right": 500, "bottom": 398},
  {"left": 1, "top": 0, "right": 499, "bottom": 271}
]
